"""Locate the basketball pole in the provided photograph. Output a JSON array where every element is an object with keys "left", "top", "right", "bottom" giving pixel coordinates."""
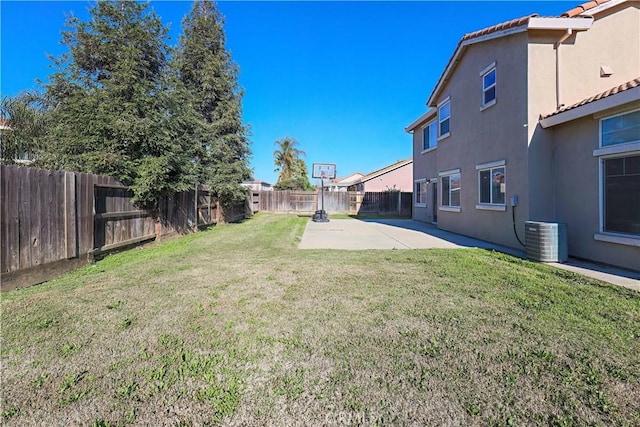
[
  {"left": 321, "top": 176, "right": 324, "bottom": 213},
  {"left": 311, "top": 163, "right": 333, "bottom": 223}
]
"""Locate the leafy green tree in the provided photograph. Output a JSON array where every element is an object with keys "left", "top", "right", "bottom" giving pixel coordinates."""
[
  {"left": 273, "top": 137, "right": 313, "bottom": 190},
  {"left": 42, "top": 1, "right": 195, "bottom": 207},
  {"left": 174, "top": 0, "right": 251, "bottom": 206},
  {"left": 0, "top": 92, "right": 49, "bottom": 165}
]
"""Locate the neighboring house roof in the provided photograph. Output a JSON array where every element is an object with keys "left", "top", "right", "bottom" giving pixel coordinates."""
[
  {"left": 242, "top": 180, "right": 272, "bottom": 187},
  {"left": 332, "top": 172, "right": 364, "bottom": 185},
  {"left": 355, "top": 158, "right": 413, "bottom": 184},
  {"left": 540, "top": 77, "right": 640, "bottom": 127},
  {"left": 0, "top": 119, "right": 11, "bottom": 130},
  {"left": 426, "top": 9, "right": 596, "bottom": 107}
]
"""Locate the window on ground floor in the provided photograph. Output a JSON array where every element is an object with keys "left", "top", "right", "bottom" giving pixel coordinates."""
[
  {"left": 603, "top": 155, "right": 640, "bottom": 236},
  {"left": 441, "top": 172, "right": 461, "bottom": 208},
  {"left": 601, "top": 109, "right": 640, "bottom": 147},
  {"left": 415, "top": 180, "right": 428, "bottom": 206},
  {"left": 478, "top": 165, "right": 505, "bottom": 205}
]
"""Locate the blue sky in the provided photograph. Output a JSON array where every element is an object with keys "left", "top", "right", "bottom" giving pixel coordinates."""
[{"left": 1, "top": 1, "right": 576, "bottom": 184}]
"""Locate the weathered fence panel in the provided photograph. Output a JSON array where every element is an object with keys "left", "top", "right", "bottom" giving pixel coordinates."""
[
  {"left": 358, "top": 191, "right": 412, "bottom": 215},
  {"left": 93, "top": 184, "right": 155, "bottom": 252},
  {"left": 258, "top": 191, "right": 318, "bottom": 213},
  {"left": 256, "top": 190, "right": 411, "bottom": 215},
  {"left": 1, "top": 165, "right": 249, "bottom": 291}
]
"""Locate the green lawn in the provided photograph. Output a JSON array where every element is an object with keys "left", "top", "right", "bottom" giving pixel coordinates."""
[{"left": 1, "top": 213, "right": 638, "bottom": 426}]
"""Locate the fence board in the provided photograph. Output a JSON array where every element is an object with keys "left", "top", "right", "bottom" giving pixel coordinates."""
[
  {"left": 1, "top": 167, "right": 10, "bottom": 272},
  {"left": 27, "top": 166, "right": 39, "bottom": 265},
  {"left": 64, "top": 172, "right": 77, "bottom": 258},
  {"left": 18, "top": 168, "right": 31, "bottom": 269},
  {"left": 55, "top": 170, "right": 66, "bottom": 263}
]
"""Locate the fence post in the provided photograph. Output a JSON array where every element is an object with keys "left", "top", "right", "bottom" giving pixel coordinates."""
[
  {"left": 215, "top": 198, "right": 221, "bottom": 224},
  {"left": 64, "top": 172, "right": 78, "bottom": 258},
  {"left": 194, "top": 182, "right": 199, "bottom": 230}
]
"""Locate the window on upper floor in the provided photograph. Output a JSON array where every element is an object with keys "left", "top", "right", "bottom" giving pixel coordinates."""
[
  {"left": 601, "top": 110, "right": 640, "bottom": 147},
  {"left": 422, "top": 120, "right": 438, "bottom": 152},
  {"left": 440, "top": 170, "right": 460, "bottom": 209},
  {"left": 415, "top": 180, "right": 428, "bottom": 206},
  {"left": 438, "top": 98, "right": 451, "bottom": 139},
  {"left": 481, "top": 64, "right": 496, "bottom": 109}
]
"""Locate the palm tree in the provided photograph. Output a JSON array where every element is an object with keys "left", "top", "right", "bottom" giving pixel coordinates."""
[
  {"left": 273, "top": 136, "right": 305, "bottom": 183},
  {"left": 0, "top": 92, "right": 49, "bottom": 165}
]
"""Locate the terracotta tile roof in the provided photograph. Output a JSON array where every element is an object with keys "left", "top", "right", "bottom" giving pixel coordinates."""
[
  {"left": 543, "top": 77, "right": 640, "bottom": 118},
  {"left": 461, "top": 15, "right": 536, "bottom": 42},
  {"left": 562, "top": 0, "right": 610, "bottom": 17}
]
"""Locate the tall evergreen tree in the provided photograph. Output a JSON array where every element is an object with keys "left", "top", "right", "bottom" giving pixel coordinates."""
[
  {"left": 174, "top": 0, "right": 251, "bottom": 206},
  {"left": 43, "top": 1, "right": 195, "bottom": 206}
]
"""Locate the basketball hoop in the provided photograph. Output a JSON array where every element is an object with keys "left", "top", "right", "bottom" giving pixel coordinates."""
[
  {"left": 311, "top": 163, "right": 336, "bottom": 222},
  {"left": 312, "top": 163, "right": 336, "bottom": 180}
]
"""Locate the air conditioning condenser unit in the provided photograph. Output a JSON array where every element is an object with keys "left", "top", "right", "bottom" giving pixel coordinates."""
[{"left": 525, "top": 221, "right": 568, "bottom": 262}]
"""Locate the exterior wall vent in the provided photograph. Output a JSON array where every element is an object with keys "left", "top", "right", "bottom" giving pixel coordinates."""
[{"left": 525, "top": 221, "right": 568, "bottom": 262}]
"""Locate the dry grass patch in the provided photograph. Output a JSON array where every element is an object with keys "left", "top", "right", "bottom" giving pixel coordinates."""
[{"left": 1, "top": 213, "right": 639, "bottom": 426}]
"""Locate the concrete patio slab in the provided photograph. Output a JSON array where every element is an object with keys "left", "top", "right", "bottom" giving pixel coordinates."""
[
  {"left": 298, "top": 218, "right": 640, "bottom": 291},
  {"left": 298, "top": 218, "right": 524, "bottom": 255}
]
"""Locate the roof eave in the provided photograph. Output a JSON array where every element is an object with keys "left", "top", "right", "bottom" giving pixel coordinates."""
[
  {"left": 426, "top": 26, "right": 528, "bottom": 107},
  {"left": 426, "top": 17, "right": 594, "bottom": 107},
  {"left": 528, "top": 16, "right": 594, "bottom": 30},
  {"left": 540, "top": 85, "right": 640, "bottom": 128},
  {"left": 405, "top": 108, "right": 437, "bottom": 132}
]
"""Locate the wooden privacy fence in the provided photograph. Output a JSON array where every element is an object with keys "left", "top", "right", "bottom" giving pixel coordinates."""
[
  {"left": 1, "top": 165, "right": 248, "bottom": 291},
  {"left": 254, "top": 190, "right": 412, "bottom": 216}
]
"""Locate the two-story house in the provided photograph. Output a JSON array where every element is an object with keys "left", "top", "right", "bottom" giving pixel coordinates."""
[{"left": 406, "top": 0, "right": 639, "bottom": 271}]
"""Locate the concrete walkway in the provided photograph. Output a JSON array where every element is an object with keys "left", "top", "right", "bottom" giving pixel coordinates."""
[{"left": 299, "top": 218, "right": 639, "bottom": 292}]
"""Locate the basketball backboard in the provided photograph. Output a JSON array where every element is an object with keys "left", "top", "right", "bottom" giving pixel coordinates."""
[{"left": 312, "top": 163, "right": 336, "bottom": 179}]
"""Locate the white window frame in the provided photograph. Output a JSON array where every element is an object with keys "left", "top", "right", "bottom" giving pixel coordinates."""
[
  {"left": 598, "top": 108, "right": 640, "bottom": 148},
  {"left": 438, "top": 97, "right": 451, "bottom": 140},
  {"left": 593, "top": 109, "right": 640, "bottom": 246},
  {"left": 421, "top": 120, "right": 438, "bottom": 153},
  {"left": 438, "top": 168, "right": 461, "bottom": 212},
  {"left": 476, "top": 160, "right": 506, "bottom": 211},
  {"left": 414, "top": 179, "right": 428, "bottom": 207},
  {"left": 480, "top": 62, "right": 496, "bottom": 110}
]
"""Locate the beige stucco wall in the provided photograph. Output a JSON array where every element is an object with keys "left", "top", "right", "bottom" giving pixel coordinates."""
[
  {"left": 363, "top": 163, "right": 413, "bottom": 192},
  {"left": 410, "top": 2, "right": 639, "bottom": 262},
  {"left": 412, "top": 112, "right": 438, "bottom": 223},
  {"left": 527, "top": 33, "right": 562, "bottom": 223},
  {"left": 425, "top": 32, "right": 530, "bottom": 248},
  {"left": 560, "top": 3, "right": 640, "bottom": 108},
  {"left": 551, "top": 106, "right": 640, "bottom": 271},
  {"left": 526, "top": 1, "right": 640, "bottom": 252}
]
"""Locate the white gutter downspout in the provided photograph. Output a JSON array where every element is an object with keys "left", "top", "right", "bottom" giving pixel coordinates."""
[{"left": 555, "top": 29, "right": 572, "bottom": 109}]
